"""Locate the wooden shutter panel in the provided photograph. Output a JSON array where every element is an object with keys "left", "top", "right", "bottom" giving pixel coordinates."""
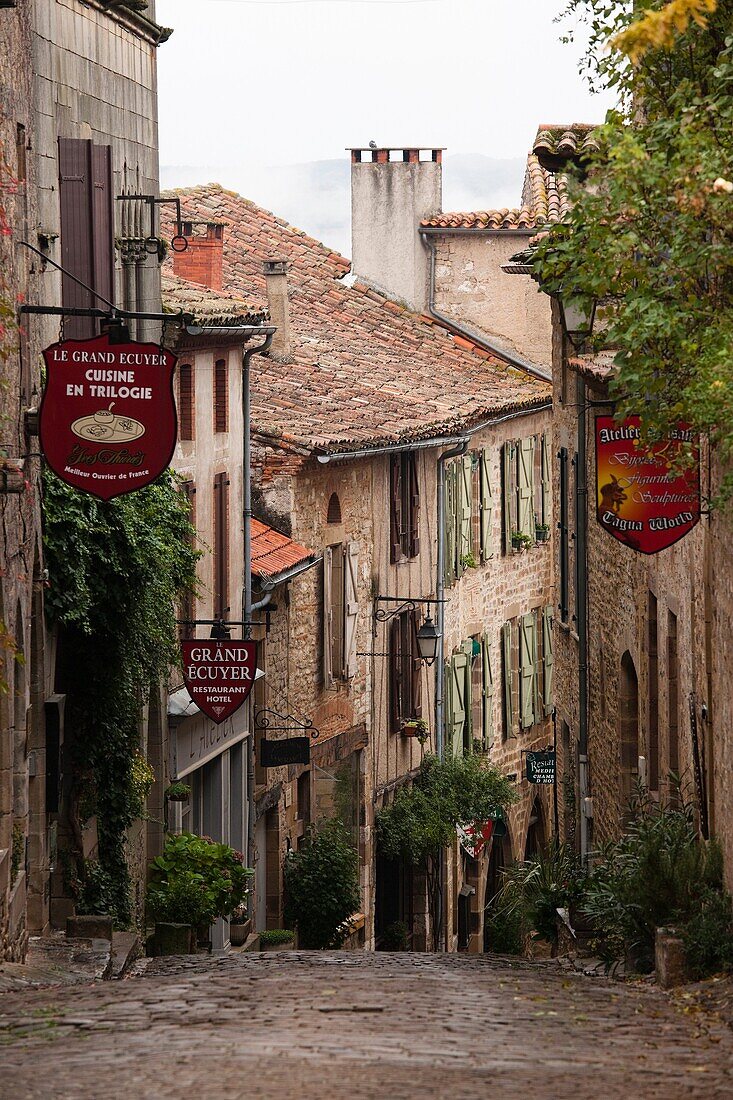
[
  {"left": 323, "top": 547, "right": 333, "bottom": 686},
  {"left": 444, "top": 462, "right": 457, "bottom": 587},
  {"left": 443, "top": 659, "right": 452, "bottom": 746},
  {"left": 462, "top": 639, "right": 474, "bottom": 752},
  {"left": 59, "top": 138, "right": 95, "bottom": 339},
  {"left": 482, "top": 633, "right": 494, "bottom": 750},
  {"left": 502, "top": 621, "right": 514, "bottom": 738},
  {"left": 457, "top": 455, "right": 472, "bottom": 577},
  {"left": 479, "top": 449, "right": 492, "bottom": 562},
  {"left": 542, "top": 605, "right": 554, "bottom": 715},
  {"left": 90, "top": 143, "right": 114, "bottom": 312},
  {"left": 450, "top": 651, "right": 468, "bottom": 756},
  {"left": 559, "top": 447, "right": 569, "bottom": 622},
  {"left": 520, "top": 612, "right": 537, "bottom": 729},
  {"left": 540, "top": 433, "right": 551, "bottom": 527},
  {"left": 390, "top": 456, "right": 403, "bottom": 563},
  {"left": 214, "top": 359, "right": 228, "bottom": 433},
  {"left": 517, "top": 438, "right": 535, "bottom": 539},
  {"left": 410, "top": 609, "right": 423, "bottom": 720},
  {"left": 213, "top": 474, "right": 229, "bottom": 620},
  {"left": 344, "top": 542, "right": 359, "bottom": 679},
  {"left": 389, "top": 616, "right": 402, "bottom": 731},
  {"left": 409, "top": 453, "right": 420, "bottom": 558},
  {"left": 180, "top": 481, "right": 197, "bottom": 640},
  {"left": 502, "top": 443, "right": 513, "bottom": 553},
  {"left": 179, "top": 363, "right": 194, "bottom": 441}
]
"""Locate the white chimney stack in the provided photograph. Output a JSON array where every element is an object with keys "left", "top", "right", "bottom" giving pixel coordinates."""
[{"left": 263, "top": 259, "right": 292, "bottom": 361}]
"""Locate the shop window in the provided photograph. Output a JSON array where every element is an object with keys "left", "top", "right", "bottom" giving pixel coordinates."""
[
  {"left": 214, "top": 358, "right": 228, "bottom": 433},
  {"left": 323, "top": 542, "right": 358, "bottom": 684},
  {"left": 179, "top": 363, "right": 195, "bottom": 441},
  {"left": 390, "top": 452, "right": 419, "bottom": 562},
  {"left": 389, "top": 608, "right": 422, "bottom": 733},
  {"left": 58, "top": 137, "right": 114, "bottom": 339}
]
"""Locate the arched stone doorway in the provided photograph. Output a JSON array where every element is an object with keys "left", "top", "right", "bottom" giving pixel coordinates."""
[
  {"left": 483, "top": 825, "right": 513, "bottom": 952},
  {"left": 619, "top": 651, "right": 639, "bottom": 822},
  {"left": 524, "top": 796, "right": 547, "bottom": 861}
]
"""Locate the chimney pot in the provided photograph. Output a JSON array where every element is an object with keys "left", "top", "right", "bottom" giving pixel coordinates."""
[
  {"left": 172, "top": 220, "right": 225, "bottom": 291},
  {"left": 263, "top": 259, "right": 292, "bottom": 361}
]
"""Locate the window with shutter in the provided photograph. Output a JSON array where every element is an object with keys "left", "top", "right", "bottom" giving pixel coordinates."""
[
  {"left": 519, "top": 612, "right": 537, "bottom": 729},
  {"left": 179, "top": 481, "right": 196, "bottom": 640},
  {"left": 502, "top": 621, "right": 514, "bottom": 739},
  {"left": 450, "top": 650, "right": 468, "bottom": 756},
  {"left": 389, "top": 616, "right": 402, "bottom": 732},
  {"left": 409, "top": 453, "right": 420, "bottom": 558},
  {"left": 517, "top": 438, "right": 535, "bottom": 540},
  {"left": 179, "top": 363, "right": 194, "bottom": 441},
  {"left": 343, "top": 542, "right": 359, "bottom": 679},
  {"left": 540, "top": 433, "right": 551, "bottom": 527},
  {"left": 390, "top": 453, "right": 420, "bottom": 561},
  {"left": 482, "top": 633, "right": 494, "bottom": 750},
  {"left": 542, "top": 605, "right": 554, "bottom": 716},
  {"left": 480, "top": 449, "right": 492, "bottom": 562},
  {"left": 389, "top": 455, "right": 403, "bottom": 563},
  {"left": 323, "top": 548, "right": 333, "bottom": 686},
  {"left": 213, "top": 474, "right": 229, "bottom": 620},
  {"left": 410, "top": 609, "right": 423, "bottom": 721},
  {"left": 58, "top": 138, "right": 113, "bottom": 340},
  {"left": 214, "top": 358, "right": 228, "bottom": 433},
  {"left": 444, "top": 461, "right": 457, "bottom": 587},
  {"left": 502, "top": 442, "right": 515, "bottom": 554},
  {"left": 330, "top": 544, "right": 345, "bottom": 678},
  {"left": 457, "top": 455, "right": 472, "bottom": 576},
  {"left": 559, "top": 448, "right": 569, "bottom": 622}
]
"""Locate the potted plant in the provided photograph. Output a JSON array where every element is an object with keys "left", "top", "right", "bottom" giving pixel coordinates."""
[
  {"left": 460, "top": 550, "right": 478, "bottom": 570},
  {"left": 229, "top": 901, "right": 251, "bottom": 947},
  {"left": 259, "top": 928, "right": 296, "bottom": 951},
  {"left": 511, "top": 531, "right": 532, "bottom": 552},
  {"left": 401, "top": 717, "right": 429, "bottom": 744},
  {"left": 165, "top": 781, "right": 191, "bottom": 803},
  {"left": 535, "top": 520, "right": 550, "bottom": 543}
]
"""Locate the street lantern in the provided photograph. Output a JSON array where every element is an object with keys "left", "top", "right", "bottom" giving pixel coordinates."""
[
  {"left": 557, "top": 293, "right": 597, "bottom": 350},
  {"left": 416, "top": 615, "right": 441, "bottom": 665}
]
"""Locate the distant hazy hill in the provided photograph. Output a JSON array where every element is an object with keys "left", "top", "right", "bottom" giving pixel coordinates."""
[{"left": 161, "top": 154, "right": 526, "bottom": 259}]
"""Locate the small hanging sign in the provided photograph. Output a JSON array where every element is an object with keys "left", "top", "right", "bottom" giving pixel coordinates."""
[
  {"left": 39, "top": 333, "right": 177, "bottom": 500},
  {"left": 260, "top": 737, "right": 311, "bottom": 768},
  {"left": 526, "top": 751, "right": 556, "bottom": 785},
  {"left": 595, "top": 416, "right": 700, "bottom": 554},
  {"left": 181, "top": 640, "right": 257, "bottom": 724},
  {"left": 458, "top": 819, "right": 494, "bottom": 860}
]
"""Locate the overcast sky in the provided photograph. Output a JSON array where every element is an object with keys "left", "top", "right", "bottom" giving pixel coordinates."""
[{"left": 156, "top": 0, "right": 615, "bottom": 252}]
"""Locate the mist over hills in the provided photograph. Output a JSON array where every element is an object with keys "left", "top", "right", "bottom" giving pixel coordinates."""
[{"left": 161, "top": 154, "right": 526, "bottom": 260}]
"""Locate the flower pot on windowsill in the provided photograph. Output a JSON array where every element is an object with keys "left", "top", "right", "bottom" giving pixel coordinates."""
[
  {"left": 511, "top": 533, "right": 531, "bottom": 553},
  {"left": 165, "top": 782, "right": 191, "bottom": 803},
  {"left": 401, "top": 719, "right": 429, "bottom": 744},
  {"left": 535, "top": 527, "right": 550, "bottom": 543}
]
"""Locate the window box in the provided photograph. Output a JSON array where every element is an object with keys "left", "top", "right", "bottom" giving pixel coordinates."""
[
  {"left": 535, "top": 523, "right": 550, "bottom": 543},
  {"left": 400, "top": 717, "right": 429, "bottom": 743},
  {"left": 511, "top": 531, "right": 532, "bottom": 553}
]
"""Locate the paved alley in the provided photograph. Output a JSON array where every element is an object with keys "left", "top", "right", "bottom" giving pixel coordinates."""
[{"left": 1, "top": 951, "right": 732, "bottom": 1100}]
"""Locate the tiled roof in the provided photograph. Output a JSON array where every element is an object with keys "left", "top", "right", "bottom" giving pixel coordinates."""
[
  {"left": 420, "top": 154, "right": 569, "bottom": 232},
  {"left": 162, "top": 273, "right": 266, "bottom": 327},
  {"left": 532, "top": 124, "right": 600, "bottom": 171},
  {"left": 568, "top": 351, "right": 617, "bottom": 385},
  {"left": 162, "top": 185, "right": 550, "bottom": 455},
  {"left": 251, "top": 518, "right": 316, "bottom": 581}
]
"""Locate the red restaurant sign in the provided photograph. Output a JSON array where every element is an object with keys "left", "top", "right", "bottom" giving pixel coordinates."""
[
  {"left": 39, "top": 334, "right": 177, "bottom": 500},
  {"left": 595, "top": 415, "right": 700, "bottom": 554},
  {"left": 181, "top": 640, "right": 257, "bottom": 724}
]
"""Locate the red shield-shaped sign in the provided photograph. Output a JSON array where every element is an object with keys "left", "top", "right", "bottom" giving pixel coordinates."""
[
  {"left": 458, "top": 819, "right": 494, "bottom": 860},
  {"left": 181, "top": 640, "right": 257, "bottom": 724},
  {"left": 595, "top": 416, "right": 700, "bottom": 554},
  {"left": 39, "top": 334, "right": 177, "bottom": 500}
]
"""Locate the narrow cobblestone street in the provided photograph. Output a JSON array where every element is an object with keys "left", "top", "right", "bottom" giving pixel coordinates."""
[{"left": 2, "top": 951, "right": 732, "bottom": 1099}]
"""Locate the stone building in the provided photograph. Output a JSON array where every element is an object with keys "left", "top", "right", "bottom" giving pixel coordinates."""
[{"left": 165, "top": 141, "right": 555, "bottom": 949}]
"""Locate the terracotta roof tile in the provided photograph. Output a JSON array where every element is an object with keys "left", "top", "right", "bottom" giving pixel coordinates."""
[
  {"left": 568, "top": 350, "right": 617, "bottom": 385},
  {"left": 532, "top": 124, "right": 600, "bottom": 171},
  {"left": 162, "top": 185, "right": 550, "bottom": 454},
  {"left": 162, "top": 272, "right": 266, "bottom": 327},
  {"left": 251, "top": 518, "right": 316, "bottom": 580}
]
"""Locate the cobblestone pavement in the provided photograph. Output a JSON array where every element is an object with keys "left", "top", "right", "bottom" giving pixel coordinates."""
[{"left": 1, "top": 951, "right": 732, "bottom": 1099}]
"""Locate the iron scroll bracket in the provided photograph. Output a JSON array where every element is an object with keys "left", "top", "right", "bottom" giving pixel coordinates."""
[
  {"left": 373, "top": 595, "right": 446, "bottom": 624},
  {"left": 254, "top": 708, "right": 320, "bottom": 741}
]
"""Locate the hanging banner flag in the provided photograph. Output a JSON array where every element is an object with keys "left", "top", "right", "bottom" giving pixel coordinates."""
[
  {"left": 458, "top": 819, "right": 494, "bottom": 860},
  {"left": 39, "top": 333, "right": 177, "bottom": 500},
  {"left": 181, "top": 640, "right": 257, "bottom": 724},
  {"left": 595, "top": 416, "right": 700, "bottom": 554}
]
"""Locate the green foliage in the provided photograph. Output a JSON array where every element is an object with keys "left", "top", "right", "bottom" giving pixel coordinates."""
[
  {"left": 43, "top": 469, "right": 199, "bottom": 924},
  {"left": 483, "top": 903, "right": 524, "bottom": 956},
  {"left": 682, "top": 887, "right": 733, "bottom": 978},
  {"left": 488, "top": 842, "right": 584, "bottom": 949},
  {"left": 284, "top": 818, "right": 361, "bottom": 949},
  {"left": 541, "top": 1, "right": 733, "bottom": 500},
  {"left": 460, "top": 551, "right": 478, "bottom": 570},
  {"left": 75, "top": 859, "right": 119, "bottom": 918},
  {"left": 11, "top": 822, "right": 24, "bottom": 885},
  {"left": 165, "top": 781, "right": 191, "bottom": 802},
  {"left": 259, "top": 928, "right": 295, "bottom": 946},
  {"left": 129, "top": 752, "right": 155, "bottom": 820},
  {"left": 146, "top": 832, "right": 252, "bottom": 929},
  {"left": 380, "top": 921, "right": 409, "bottom": 951},
  {"left": 582, "top": 800, "right": 725, "bottom": 970}
]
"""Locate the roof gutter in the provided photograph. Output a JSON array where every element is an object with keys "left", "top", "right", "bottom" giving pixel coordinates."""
[
  {"left": 254, "top": 553, "right": 322, "bottom": 594},
  {"left": 419, "top": 229, "right": 552, "bottom": 384},
  {"left": 185, "top": 324, "right": 276, "bottom": 339},
  {"left": 419, "top": 227, "right": 536, "bottom": 238}
]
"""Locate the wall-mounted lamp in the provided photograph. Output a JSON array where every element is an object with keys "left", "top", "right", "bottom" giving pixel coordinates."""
[
  {"left": 415, "top": 615, "right": 440, "bottom": 666},
  {"left": 557, "top": 293, "right": 597, "bottom": 351}
]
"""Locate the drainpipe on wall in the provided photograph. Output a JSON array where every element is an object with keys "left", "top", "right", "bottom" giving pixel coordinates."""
[{"left": 576, "top": 371, "right": 590, "bottom": 864}]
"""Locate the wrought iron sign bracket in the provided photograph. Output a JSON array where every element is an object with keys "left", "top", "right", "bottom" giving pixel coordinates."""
[
  {"left": 115, "top": 194, "right": 188, "bottom": 255},
  {"left": 373, "top": 595, "right": 445, "bottom": 624},
  {"left": 254, "top": 708, "right": 320, "bottom": 741}
]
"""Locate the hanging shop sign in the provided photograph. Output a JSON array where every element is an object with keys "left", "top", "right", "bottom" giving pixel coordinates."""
[
  {"left": 39, "top": 333, "right": 177, "bottom": 500},
  {"left": 458, "top": 819, "right": 495, "bottom": 860},
  {"left": 595, "top": 416, "right": 700, "bottom": 554},
  {"left": 181, "top": 640, "right": 257, "bottom": 724},
  {"left": 260, "top": 737, "right": 311, "bottom": 768},
  {"left": 525, "top": 751, "right": 556, "bottom": 785}
]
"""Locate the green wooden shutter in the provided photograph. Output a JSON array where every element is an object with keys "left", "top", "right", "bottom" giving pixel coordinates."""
[
  {"left": 457, "top": 455, "right": 472, "bottom": 577},
  {"left": 444, "top": 462, "right": 457, "bottom": 587},
  {"left": 540, "top": 433, "right": 551, "bottom": 527},
  {"left": 517, "top": 438, "right": 535, "bottom": 539},
  {"left": 502, "top": 442, "right": 513, "bottom": 554},
  {"left": 502, "top": 621, "right": 513, "bottom": 738},
  {"left": 450, "top": 650, "right": 468, "bottom": 756},
  {"left": 482, "top": 633, "right": 494, "bottom": 750},
  {"left": 323, "top": 548, "right": 333, "bottom": 686},
  {"left": 462, "top": 639, "right": 474, "bottom": 752},
  {"left": 519, "top": 611, "right": 537, "bottom": 729},
  {"left": 480, "top": 449, "right": 492, "bottom": 562},
  {"left": 542, "top": 604, "right": 554, "bottom": 715},
  {"left": 443, "top": 659, "right": 452, "bottom": 747}
]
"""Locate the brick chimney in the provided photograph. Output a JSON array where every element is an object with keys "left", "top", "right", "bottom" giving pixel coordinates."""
[
  {"left": 263, "top": 259, "right": 292, "bottom": 360},
  {"left": 350, "top": 147, "right": 443, "bottom": 313},
  {"left": 173, "top": 221, "right": 224, "bottom": 291}
]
